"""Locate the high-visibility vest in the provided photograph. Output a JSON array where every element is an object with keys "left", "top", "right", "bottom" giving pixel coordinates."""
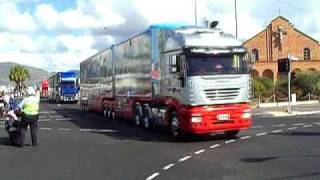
[{"left": 22, "top": 95, "right": 40, "bottom": 116}]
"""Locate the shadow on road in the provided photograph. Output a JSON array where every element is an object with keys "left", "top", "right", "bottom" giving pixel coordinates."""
[
  {"left": 46, "top": 102, "right": 235, "bottom": 143},
  {"left": 274, "top": 131, "right": 320, "bottom": 137},
  {"left": 266, "top": 172, "right": 320, "bottom": 180},
  {"left": 0, "top": 137, "right": 11, "bottom": 146},
  {"left": 240, "top": 156, "right": 277, "bottom": 163}
]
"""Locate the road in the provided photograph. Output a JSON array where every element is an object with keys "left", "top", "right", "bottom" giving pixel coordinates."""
[{"left": 0, "top": 101, "right": 320, "bottom": 180}]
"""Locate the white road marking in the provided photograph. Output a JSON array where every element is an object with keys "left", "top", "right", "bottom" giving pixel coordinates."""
[
  {"left": 288, "top": 127, "right": 298, "bottom": 130},
  {"left": 293, "top": 123, "right": 305, "bottom": 126},
  {"left": 49, "top": 115, "right": 64, "bottom": 118},
  {"left": 303, "top": 125, "right": 313, "bottom": 128},
  {"left": 252, "top": 125, "right": 263, "bottom": 129},
  {"left": 79, "top": 128, "right": 117, "bottom": 133},
  {"left": 40, "top": 127, "right": 51, "bottom": 130},
  {"left": 256, "top": 132, "right": 268, "bottom": 136},
  {"left": 59, "top": 128, "right": 71, "bottom": 131},
  {"left": 0, "top": 121, "right": 4, "bottom": 124},
  {"left": 313, "top": 122, "right": 320, "bottom": 125},
  {"left": 57, "top": 104, "right": 62, "bottom": 107},
  {"left": 272, "top": 129, "right": 283, "bottom": 133},
  {"left": 178, "top": 155, "right": 192, "bottom": 162},
  {"left": 210, "top": 144, "right": 221, "bottom": 149},
  {"left": 38, "top": 119, "right": 51, "bottom": 122},
  {"left": 146, "top": 172, "right": 160, "bottom": 180},
  {"left": 272, "top": 124, "right": 285, "bottom": 127},
  {"left": 40, "top": 111, "right": 56, "bottom": 114},
  {"left": 162, "top": 163, "right": 175, "bottom": 170},
  {"left": 194, "top": 149, "right": 205, "bottom": 155},
  {"left": 240, "top": 136, "right": 251, "bottom": 140},
  {"left": 0, "top": 125, "right": 4, "bottom": 128},
  {"left": 225, "top": 140, "right": 236, "bottom": 144},
  {"left": 55, "top": 118, "right": 73, "bottom": 121}
]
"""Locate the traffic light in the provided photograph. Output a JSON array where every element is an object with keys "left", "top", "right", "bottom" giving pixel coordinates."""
[
  {"left": 291, "top": 71, "right": 296, "bottom": 80},
  {"left": 278, "top": 58, "right": 290, "bottom": 73}
]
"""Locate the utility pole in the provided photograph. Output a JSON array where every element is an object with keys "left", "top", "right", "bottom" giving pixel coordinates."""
[
  {"left": 234, "top": 0, "right": 238, "bottom": 38},
  {"left": 194, "top": 0, "right": 198, "bottom": 26},
  {"left": 287, "top": 57, "right": 292, "bottom": 113}
]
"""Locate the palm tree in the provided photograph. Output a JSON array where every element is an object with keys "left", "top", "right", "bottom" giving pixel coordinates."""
[{"left": 8, "top": 65, "right": 30, "bottom": 92}]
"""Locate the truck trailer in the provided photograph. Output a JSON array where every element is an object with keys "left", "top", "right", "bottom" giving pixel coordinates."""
[
  {"left": 80, "top": 25, "right": 252, "bottom": 137},
  {"left": 48, "top": 71, "right": 80, "bottom": 103}
]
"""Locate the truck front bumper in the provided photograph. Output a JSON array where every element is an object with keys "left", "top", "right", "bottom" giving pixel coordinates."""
[{"left": 179, "top": 103, "right": 252, "bottom": 134}]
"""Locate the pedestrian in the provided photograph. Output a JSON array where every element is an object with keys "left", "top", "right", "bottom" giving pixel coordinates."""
[
  {"left": 16, "top": 87, "right": 40, "bottom": 147},
  {"left": 9, "top": 93, "right": 17, "bottom": 110},
  {"left": 3, "top": 93, "right": 10, "bottom": 111}
]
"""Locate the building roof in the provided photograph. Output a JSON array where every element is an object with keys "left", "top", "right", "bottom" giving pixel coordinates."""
[{"left": 244, "top": 16, "right": 319, "bottom": 45}]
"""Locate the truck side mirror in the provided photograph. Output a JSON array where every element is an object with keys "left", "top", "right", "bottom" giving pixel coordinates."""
[
  {"left": 170, "top": 67, "right": 177, "bottom": 73},
  {"left": 170, "top": 55, "right": 177, "bottom": 66}
]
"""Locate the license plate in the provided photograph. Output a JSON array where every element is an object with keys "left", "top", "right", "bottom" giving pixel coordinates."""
[{"left": 217, "top": 114, "right": 230, "bottom": 121}]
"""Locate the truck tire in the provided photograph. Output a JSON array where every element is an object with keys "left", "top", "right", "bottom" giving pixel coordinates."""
[
  {"left": 111, "top": 109, "right": 116, "bottom": 120},
  {"left": 103, "top": 108, "right": 107, "bottom": 118},
  {"left": 170, "top": 111, "right": 181, "bottom": 138},
  {"left": 224, "top": 130, "right": 239, "bottom": 138},
  {"left": 142, "top": 104, "right": 152, "bottom": 129},
  {"left": 134, "top": 105, "right": 142, "bottom": 126},
  {"left": 142, "top": 116, "right": 150, "bottom": 129},
  {"left": 107, "top": 108, "right": 112, "bottom": 119}
]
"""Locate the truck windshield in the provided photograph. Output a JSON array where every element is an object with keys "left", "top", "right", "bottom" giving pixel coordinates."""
[
  {"left": 186, "top": 54, "right": 248, "bottom": 76},
  {"left": 62, "top": 81, "right": 75, "bottom": 87}
]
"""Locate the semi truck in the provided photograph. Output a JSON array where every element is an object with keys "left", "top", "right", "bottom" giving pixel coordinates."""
[
  {"left": 48, "top": 71, "right": 80, "bottom": 103},
  {"left": 80, "top": 25, "right": 252, "bottom": 137}
]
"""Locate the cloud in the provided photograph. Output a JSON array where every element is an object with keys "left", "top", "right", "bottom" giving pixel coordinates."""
[{"left": 0, "top": 1, "right": 37, "bottom": 32}]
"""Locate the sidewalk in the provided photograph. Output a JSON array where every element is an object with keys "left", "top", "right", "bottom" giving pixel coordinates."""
[{"left": 253, "top": 100, "right": 320, "bottom": 117}]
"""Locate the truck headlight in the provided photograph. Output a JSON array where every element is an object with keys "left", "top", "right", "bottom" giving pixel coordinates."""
[
  {"left": 241, "top": 109, "right": 252, "bottom": 119},
  {"left": 191, "top": 114, "right": 202, "bottom": 123}
]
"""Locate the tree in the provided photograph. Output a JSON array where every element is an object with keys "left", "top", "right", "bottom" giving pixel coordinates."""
[{"left": 8, "top": 65, "right": 30, "bottom": 92}]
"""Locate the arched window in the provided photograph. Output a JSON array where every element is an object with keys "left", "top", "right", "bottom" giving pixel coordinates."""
[
  {"left": 303, "top": 48, "right": 310, "bottom": 60},
  {"left": 252, "top": 49, "right": 259, "bottom": 62}
]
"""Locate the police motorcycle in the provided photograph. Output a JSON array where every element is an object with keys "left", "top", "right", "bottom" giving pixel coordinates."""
[
  {"left": 0, "top": 95, "right": 5, "bottom": 116},
  {"left": 4, "top": 109, "right": 20, "bottom": 145}
]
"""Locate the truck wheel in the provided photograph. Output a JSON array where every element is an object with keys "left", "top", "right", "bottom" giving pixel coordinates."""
[
  {"left": 224, "top": 130, "right": 239, "bottom": 138},
  {"left": 111, "top": 110, "right": 116, "bottom": 120},
  {"left": 134, "top": 104, "right": 143, "bottom": 126},
  {"left": 170, "top": 111, "right": 180, "bottom": 138},
  {"left": 103, "top": 108, "right": 107, "bottom": 118},
  {"left": 107, "top": 109, "right": 111, "bottom": 119},
  {"left": 134, "top": 108, "right": 141, "bottom": 126},
  {"left": 142, "top": 116, "right": 150, "bottom": 129}
]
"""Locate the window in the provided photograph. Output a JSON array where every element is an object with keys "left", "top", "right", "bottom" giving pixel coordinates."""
[
  {"left": 303, "top": 48, "right": 310, "bottom": 60},
  {"left": 252, "top": 49, "right": 259, "bottom": 62}
]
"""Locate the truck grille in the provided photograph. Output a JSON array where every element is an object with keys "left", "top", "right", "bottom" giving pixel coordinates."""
[{"left": 204, "top": 88, "right": 240, "bottom": 101}]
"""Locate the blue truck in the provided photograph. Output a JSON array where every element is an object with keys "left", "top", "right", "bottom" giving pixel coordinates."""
[{"left": 48, "top": 71, "right": 80, "bottom": 103}]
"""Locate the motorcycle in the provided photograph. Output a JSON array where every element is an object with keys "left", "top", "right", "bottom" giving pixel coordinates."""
[
  {"left": 4, "top": 110, "right": 20, "bottom": 145},
  {"left": 0, "top": 97, "right": 4, "bottom": 117}
]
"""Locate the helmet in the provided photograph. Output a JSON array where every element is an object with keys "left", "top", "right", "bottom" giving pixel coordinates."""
[{"left": 26, "top": 87, "right": 36, "bottom": 96}]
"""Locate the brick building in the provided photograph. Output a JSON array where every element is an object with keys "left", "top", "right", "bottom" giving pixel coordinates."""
[{"left": 244, "top": 16, "right": 320, "bottom": 81}]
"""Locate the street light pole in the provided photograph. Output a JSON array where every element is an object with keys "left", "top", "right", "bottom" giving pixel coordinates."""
[
  {"left": 194, "top": 0, "right": 198, "bottom": 26},
  {"left": 234, "top": 0, "right": 238, "bottom": 38}
]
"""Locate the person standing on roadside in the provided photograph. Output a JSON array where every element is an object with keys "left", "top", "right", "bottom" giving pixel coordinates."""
[
  {"left": 9, "top": 93, "right": 16, "bottom": 110},
  {"left": 3, "top": 93, "right": 10, "bottom": 111},
  {"left": 16, "top": 87, "right": 40, "bottom": 147}
]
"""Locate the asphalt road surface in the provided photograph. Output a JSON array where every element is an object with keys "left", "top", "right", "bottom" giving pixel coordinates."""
[{"left": 0, "top": 101, "right": 320, "bottom": 180}]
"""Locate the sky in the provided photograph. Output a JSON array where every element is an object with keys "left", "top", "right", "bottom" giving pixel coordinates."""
[{"left": 0, "top": 0, "right": 319, "bottom": 72}]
